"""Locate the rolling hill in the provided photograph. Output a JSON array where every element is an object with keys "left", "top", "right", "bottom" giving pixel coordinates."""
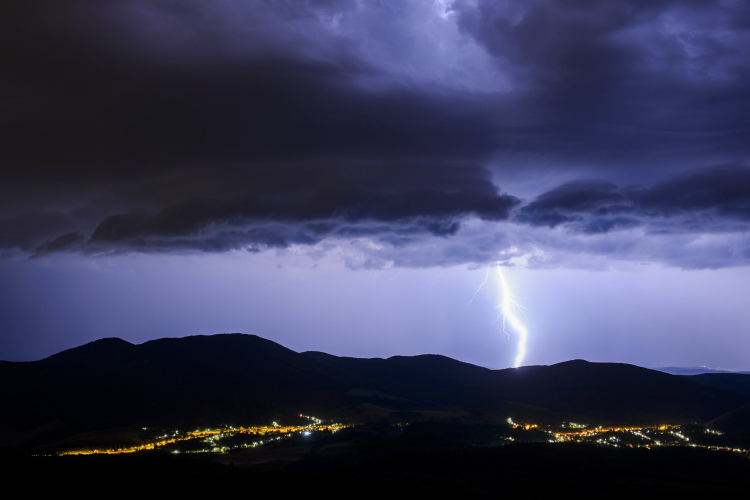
[{"left": 1, "top": 334, "right": 748, "bottom": 449}]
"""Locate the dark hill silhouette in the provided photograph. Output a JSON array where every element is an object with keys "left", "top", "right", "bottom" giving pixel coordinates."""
[
  {"left": 304, "top": 354, "right": 749, "bottom": 423},
  {"left": 686, "top": 373, "right": 750, "bottom": 396},
  {"left": 302, "top": 351, "right": 497, "bottom": 410},
  {"left": 709, "top": 403, "right": 750, "bottom": 434},
  {"left": 0, "top": 335, "right": 350, "bottom": 436},
  {"left": 486, "top": 360, "right": 747, "bottom": 423},
  {"left": 1, "top": 334, "right": 748, "bottom": 448}
]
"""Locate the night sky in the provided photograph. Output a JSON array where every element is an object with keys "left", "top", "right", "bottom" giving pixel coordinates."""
[{"left": 1, "top": 1, "right": 749, "bottom": 369}]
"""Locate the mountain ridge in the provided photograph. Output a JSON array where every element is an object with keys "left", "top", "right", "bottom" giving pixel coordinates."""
[{"left": 1, "top": 333, "right": 748, "bottom": 449}]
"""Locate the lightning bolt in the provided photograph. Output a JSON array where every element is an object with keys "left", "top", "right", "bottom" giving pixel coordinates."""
[
  {"left": 495, "top": 266, "right": 528, "bottom": 368},
  {"left": 468, "top": 266, "right": 490, "bottom": 306}
]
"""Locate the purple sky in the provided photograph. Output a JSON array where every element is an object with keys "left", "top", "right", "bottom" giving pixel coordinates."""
[{"left": 1, "top": 1, "right": 749, "bottom": 369}]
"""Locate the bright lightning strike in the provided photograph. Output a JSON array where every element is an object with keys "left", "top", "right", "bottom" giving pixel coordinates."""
[{"left": 495, "top": 266, "right": 528, "bottom": 368}]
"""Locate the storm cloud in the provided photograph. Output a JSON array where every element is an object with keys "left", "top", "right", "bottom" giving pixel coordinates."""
[
  {"left": 1, "top": 0, "right": 749, "bottom": 268},
  {"left": 519, "top": 166, "right": 750, "bottom": 234}
]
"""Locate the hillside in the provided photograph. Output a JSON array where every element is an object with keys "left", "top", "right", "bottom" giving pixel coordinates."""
[
  {"left": 0, "top": 335, "right": 349, "bottom": 437},
  {"left": 488, "top": 361, "right": 747, "bottom": 423},
  {"left": 1, "top": 334, "right": 748, "bottom": 449},
  {"left": 709, "top": 403, "right": 750, "bottom": 434},
  {"left": 686, "top": 373, "right": 750, "bottom": 396}
]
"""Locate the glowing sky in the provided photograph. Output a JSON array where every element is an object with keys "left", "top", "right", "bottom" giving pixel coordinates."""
[{"left": 1, "top": 1, "right": 749, "bottom": 368}]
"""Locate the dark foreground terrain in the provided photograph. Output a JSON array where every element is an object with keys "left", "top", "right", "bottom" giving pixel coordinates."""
[
  {"left": 4, "top": 423, "right": 750, "bottom": 499},
  {"left": 2, "top": 333, "right": 750, "bottom": 452},
  {"left": 3, "top": 334, "right": 750, "bottom": 498}
]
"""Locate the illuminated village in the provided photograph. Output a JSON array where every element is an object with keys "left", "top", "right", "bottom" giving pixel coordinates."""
[
  {"left": 54, "top": 415, "right": 748, "bottom": 459},
  {"left": 56, "top": 415, "right": 350, "bottom": 456},
  {"left": 533, "top": 421, "right": 748, "bottom": 458}
]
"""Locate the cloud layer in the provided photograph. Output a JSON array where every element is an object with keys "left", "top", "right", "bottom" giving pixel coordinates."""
[
  {"left": 1, "top": 0, "right": 749, "bottom": 269},
  {"left": 519, "top": 166, "right": 750, "bottom": 233}
]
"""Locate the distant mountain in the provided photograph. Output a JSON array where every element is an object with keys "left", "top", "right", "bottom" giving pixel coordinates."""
[
  {"left": 1, "top": 334, "right": 748, "bottom": 449},
  {"left": 656, "top": 367, "right": 733, "bottom": 375}
]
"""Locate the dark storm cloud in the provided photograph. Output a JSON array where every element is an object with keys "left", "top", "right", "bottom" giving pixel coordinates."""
[
  {"left": 2, "top": 0, "right": 747, "bottom": 175},
  {"left": 0, "top": 1, "right": 508, "bottom": 254},
  {"left": 453, "top": 0, "right": 750, "bottom": 161},
  {"left": 0, "top": 1, "right": 497, "bottom": 174},
  {"left": 1, "top": 1, "right": 749, "bottom": 268},
  {"left": 518, "top": 166, "right": 750, "bottom": 234},
  {"left": 516, "top": 181, "right": 631, "bottom": 229},
  {"left": 32, "top": 232, "right": 86, "bottom": 257},
  {"left": 0, "top": 212, "right": 81, "bottom": 253},
  {"left": 637, "top": 166, "right": 750, "bottom": 219},
  {"left": 85, "top": 163, "right": 519, "bottom": 251}
]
